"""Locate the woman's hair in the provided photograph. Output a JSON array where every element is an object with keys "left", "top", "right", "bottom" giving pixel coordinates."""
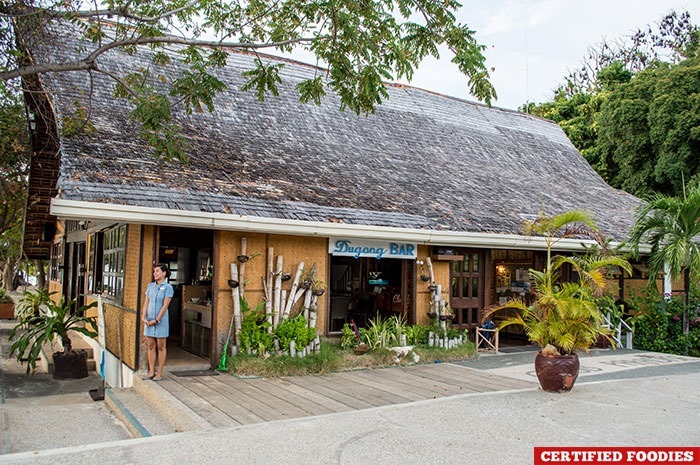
[{"left": 155, "top": 263, "right": 171, "bottom": 279}]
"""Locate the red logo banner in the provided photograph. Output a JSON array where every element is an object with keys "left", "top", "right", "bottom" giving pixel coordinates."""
[{"left": 534, "top": 447, "right": 700, "bottom": 465}]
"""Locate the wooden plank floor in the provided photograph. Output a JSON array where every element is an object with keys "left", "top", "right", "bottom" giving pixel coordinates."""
[{"left": 159, "top": 363, "right": 535, "bottom": 427}]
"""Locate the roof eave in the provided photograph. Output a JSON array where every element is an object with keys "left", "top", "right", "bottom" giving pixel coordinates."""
[{"left": 51, "top": 198, "right": 641, "bottom": 253}]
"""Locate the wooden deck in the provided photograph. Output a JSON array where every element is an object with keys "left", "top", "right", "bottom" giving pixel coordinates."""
[{"left": 157, "top": 363, "right": 535, "bottom": 428}]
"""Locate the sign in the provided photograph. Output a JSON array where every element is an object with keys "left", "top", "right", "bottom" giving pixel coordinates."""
[
  {"left": 329, "top": 238, "right": 417, "bottom": 260},
  {"left": 534, "top": 447, "right": 700, "bottom": 465}
]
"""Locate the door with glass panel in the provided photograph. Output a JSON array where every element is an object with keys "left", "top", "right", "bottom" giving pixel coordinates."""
[{"left": 450, "top": 250, "right": 485, "bottom": 332}]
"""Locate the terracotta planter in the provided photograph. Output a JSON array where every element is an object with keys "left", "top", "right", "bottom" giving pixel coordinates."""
[
  {"left": 534, "top": 351, "right": 580, "bottom": 393},
  {"left": 52, "top": 350, "right": 89, "bottom": 380},
  {"left": 353, "top": 343, "right": 368, "bottom": 355},
  {"left": 0, "top": 302, "right": 14, "bottom": 319}
]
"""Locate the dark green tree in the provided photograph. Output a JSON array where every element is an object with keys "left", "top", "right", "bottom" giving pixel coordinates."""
[
  {"left": 528, "top": 11, "right": 700, "bottom": 198},
  {"left": 596, "top": 58, "right": 700, "bottom": 197},
  {"left": 0, "top": 82, "right": 30, "bottom": 291},
  {"left": 1, "top": 0, "right": 496, "bottom": 161}
]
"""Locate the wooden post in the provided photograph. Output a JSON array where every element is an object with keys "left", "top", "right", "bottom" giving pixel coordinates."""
[{"left": 230, "top": 263, "right": 241, "bottom": 347}]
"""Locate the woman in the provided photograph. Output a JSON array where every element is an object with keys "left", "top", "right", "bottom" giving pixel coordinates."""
[{"left": 141, "top": 264, "right": 173, "bottom": 380}]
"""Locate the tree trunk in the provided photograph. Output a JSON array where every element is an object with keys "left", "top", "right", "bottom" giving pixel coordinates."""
[
  {"left": 35, "top": 259, "right": 47, "bottom": 289},
  {"left": 683, "top": 268, "right": 690, "bottom": 334}
]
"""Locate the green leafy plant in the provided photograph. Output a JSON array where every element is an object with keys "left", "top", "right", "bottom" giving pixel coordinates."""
[
  {"left": 274, "top": 314, "right": 316, "bottom": 354},
  {"left": 238, "top": 298, "right": 272, "bottom": 355},
  {"left": 404, "top": 324, "right": 430, "bottom": 345},
  {"left": 13, "top": 288, "right": 45, "bottom": 318},
  {"left": 362, "top": 314, "right": 407, "bottom": 350},
  {"left": 9, "top": 291, "right": 97, "bottom": 374},
  {"left": 340, "top": 323, "right": 361, "bottom": 350}
]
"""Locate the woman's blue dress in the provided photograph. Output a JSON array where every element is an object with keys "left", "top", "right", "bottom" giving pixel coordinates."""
[{"left": 144, "top": 281, "right": 173, "bottom": 338}]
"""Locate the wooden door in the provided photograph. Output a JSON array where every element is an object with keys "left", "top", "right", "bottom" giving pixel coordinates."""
[{"left": 450, "top": 250, "right": 485, "bottom": 332}]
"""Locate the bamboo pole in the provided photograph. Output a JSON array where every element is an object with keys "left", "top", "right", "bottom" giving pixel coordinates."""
[
  {"left": 265, "top": 247, "right": 274, "bottom": 332},
  {"left": 239, "top": 237, "right": 247, "bottom": 297},
  {"left": 308, "top": 295, "right": 318, "bottom": 330},
  {"left": 230, "top": 263, "right": 241, "bottom": 347},
  {"left": 302, "top": 287, "right": 312, "bottom": 321},
  {"left": 273, "top": 255, "right": 283, "bottom": 328},
  {"left": 426, "top": 257, "right": 435, "bottom": 283},
  {"left": 283, "top": 261, "right": 304, "bottom": 319}
]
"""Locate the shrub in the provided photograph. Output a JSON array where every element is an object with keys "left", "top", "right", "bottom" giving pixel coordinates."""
[
  {"left": 238, "top": 299, "right": 272, "bottom": 355},
  {"left": 274, "top": 314, "right": 316, "bottom": 354},
  {"left": 629, "top": 290, "right": 700, "bottom": 356}
]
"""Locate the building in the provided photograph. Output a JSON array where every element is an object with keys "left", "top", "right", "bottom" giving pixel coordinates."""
[{"left": 19, "top": 20, "right": 644, "bottom": 386}]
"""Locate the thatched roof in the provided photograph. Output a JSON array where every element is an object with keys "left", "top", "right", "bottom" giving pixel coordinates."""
[{"left": 24, "top": 21, "right": 641, "bottom": 244}]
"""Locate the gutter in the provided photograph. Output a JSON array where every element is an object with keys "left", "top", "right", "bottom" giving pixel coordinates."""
[{"left": 51, "top": 198, "right": 645, "bottom": 253}]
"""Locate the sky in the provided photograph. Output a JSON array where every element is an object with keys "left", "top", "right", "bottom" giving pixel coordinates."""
[{"left": 400, "top": 0, "right": 700, "bottom": 111}]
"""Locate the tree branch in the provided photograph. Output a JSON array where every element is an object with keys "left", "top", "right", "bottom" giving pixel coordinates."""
[{"left": 1, "top": 35, "right": 320, "bottom": 81}]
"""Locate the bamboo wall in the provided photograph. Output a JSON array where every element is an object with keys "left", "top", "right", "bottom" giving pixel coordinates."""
[{"left": 213, "top": 232, "right": 328, "bottom": 356}]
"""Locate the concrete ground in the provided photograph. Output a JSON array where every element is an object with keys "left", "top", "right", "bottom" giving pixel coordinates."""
[
  {"left": 1, "top": 320, "right": 132, "bottom": 455},
  {"left": 2, "top": 312, "right": 699, "bottom": 464}
]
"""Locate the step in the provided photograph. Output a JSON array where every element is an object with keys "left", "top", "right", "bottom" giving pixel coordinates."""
[
  {"left": 131, "top": 373, "right": 212, "bottom": 433},
  {"left": 104, "top": 387, "right": 180, "bottom": 437}
]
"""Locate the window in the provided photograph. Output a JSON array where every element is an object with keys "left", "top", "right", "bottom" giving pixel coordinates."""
[
  {"left": 88, "top": 224, "right": 126, "bottom": 303},
  {"left": 49, "top": 241, "right": 63, "bottom": 281}
]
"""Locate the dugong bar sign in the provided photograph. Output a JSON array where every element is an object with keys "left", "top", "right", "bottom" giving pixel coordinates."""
[{"left": 329, "top": 238, "right": 417, "bottom": 260}]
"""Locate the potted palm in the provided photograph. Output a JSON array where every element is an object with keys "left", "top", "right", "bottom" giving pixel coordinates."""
[
  {"left": 486, "top": 210, "right": 631, "bottom": 392},
  {"left": 9, "top": 290, "right": 97, "bottom": 379},
  {"left": 0, "top": 288, "right": 14, "bottom": 319}
]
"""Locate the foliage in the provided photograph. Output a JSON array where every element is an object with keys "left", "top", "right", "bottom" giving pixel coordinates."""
[
  {"left": 626, "top": 185, "right": 700, "bottom": 333},
  {"left": 404, "top": 324, "right": 430, "bottom": 345},
  {"left": 527, "top": 11, "right": 700, "bottom": 198},
  {"left": 237, "top": 298, "right": 272, "bottom": 355},
  {"left": 13, "top": 287, "right": 45, "bottom": 318},
  {"left": 226, "top": 338, "right": 476, "bottom": 378},
  {"left": 595, "top": 57, "right": 700, "bottom": 197},
  {"left": 340, "top": 322, "right": 361, "bottom": 350},
  {"left": 553, "top": 10, "right": 698, "bottom": 98},
  {"left": 1, "top": 0, "right": 495, "bottom": 161},
  {"left": 362, "top": 314, "right": 407, "bottom": 350},
  {"left": 228, "top": 341, "right": 343, "bottom": 377},
  {"left": 273, "top": 313, "right": 316, "bottom": 354},
  {"left": 486, "top": 210, "right": 631, "bottom": 355},
  {"left": 628, "top": 290, "right": 700, "bottom": 357},
  {"left": 0, "top": 287, "right": 13, "bottom": 303},
  {"left": 0, "top": 81, "right": 30, "bottom": 291},
  {"left": 9, "top": 290, "right": 97, "bottom": 374}
]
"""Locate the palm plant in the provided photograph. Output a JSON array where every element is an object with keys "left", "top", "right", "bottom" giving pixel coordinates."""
[
  {"left": 627, "top": 186, "right": 700, "bottom": 334},
  {"left": 9, "top": 290, "right": 97, "bottom": 374},
  {"left": 487, "top": 210, "right": 631, "bottom": 355}
]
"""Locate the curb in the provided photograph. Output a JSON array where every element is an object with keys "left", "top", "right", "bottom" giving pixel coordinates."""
[{"left": 104, "top": 388, "right": 152, "bottom": 438}]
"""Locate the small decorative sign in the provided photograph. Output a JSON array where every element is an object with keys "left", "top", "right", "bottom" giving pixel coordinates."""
[{"left": 329, "top": 238, "right": 417, "bottom": 260}]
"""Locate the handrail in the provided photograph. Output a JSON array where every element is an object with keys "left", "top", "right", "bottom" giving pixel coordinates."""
[{"left": 604, "top": 312, "right": 633, "bottom": 349}]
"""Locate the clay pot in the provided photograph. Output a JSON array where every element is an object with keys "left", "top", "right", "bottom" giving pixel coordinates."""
[
  {"left": 534, "top": 351, "right": 580, "bottom": 393},
  {"left": 354, "top": 343, "right": 368, "bottom": 355}
]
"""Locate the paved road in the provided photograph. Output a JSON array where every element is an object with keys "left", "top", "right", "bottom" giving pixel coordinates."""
[{"left": 1, "top": 344, "right": 698, "bottom": 465}]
